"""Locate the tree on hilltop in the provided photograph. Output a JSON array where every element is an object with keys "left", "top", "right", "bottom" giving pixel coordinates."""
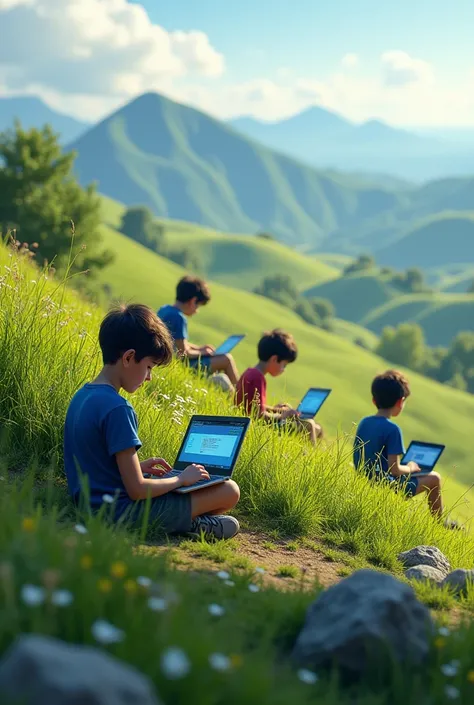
[{"left": 0, "top": 122, "right": 112, "bottom": 276}]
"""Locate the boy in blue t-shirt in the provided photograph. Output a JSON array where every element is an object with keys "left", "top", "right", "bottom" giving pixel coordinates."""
[
  {"left": 353, "top": 369, "right": 446, "bottom": 520},
  {"left": 158, "top": 276, "right": 240, "bottom": 389},
  {"left": 64, "top": 304, "right": 240, "bottom": 540}
]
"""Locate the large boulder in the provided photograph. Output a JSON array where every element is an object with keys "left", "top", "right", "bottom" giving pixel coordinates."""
[
  {"left": 397, "top": 546, "right": 450, "bottom": 577},
  {"left": 292, "top": 569, "right": 433, "bottom": 680},
  {"left": 0, "top": 635, "right": 161, "bottom": 705},
  {"left": 405, "top": 565, "right": 446, "bottom": 584},
  {"left": 442, "top": 569, "right": 474, "bottom": 596}
]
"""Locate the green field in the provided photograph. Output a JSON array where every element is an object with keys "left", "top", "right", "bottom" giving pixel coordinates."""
[{"left": 97, "top": 225, "right": 474, "bottom": 523}]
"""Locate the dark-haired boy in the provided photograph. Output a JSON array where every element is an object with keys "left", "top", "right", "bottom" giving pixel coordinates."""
[
  {"left": 64, "top": 304, "right": 241, "bottom": 539},
  {"left": 235, "top": 329, "right": 323, "bottom": 445},
  {"left": 353, "top": 369, "right": 446, "bottom": 520},
  {"left": 158, "top": 276, "right": 240, "bottom": 388}
]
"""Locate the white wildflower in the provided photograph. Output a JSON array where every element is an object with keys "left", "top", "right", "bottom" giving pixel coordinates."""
[
  {"left": 297, "top": 668, "right": 318, "bottom": 685},
  {"left": 254, "top": 567, "right": 265, "bottom": 574},
  {"left": 137, "top": 576, "right": 152, "bottom": 588},
  {"left": 444, "top": 685, "right": 460, "bottom": 700},
  {"left": 148, "top": 597, "right": 168, "bottom": 612},
  {"left": 248, "top": 584, "right": 260, "bottom": 593},
  {"left": 216, "top": 570, "right": 230, "bottom": 580},
  {"left": 91, "top": 619, "right": 124, "bottom": 645},
  {"left": 161, "top": 647, "right": 191, "bottom": 680},
  {"left": 224, "top": 580, "right": 235, "bottom": 587},
  {"left": 438, "top": 626, "right": 450, "bottom": 637},
  {"left": 208, "top": 603, "right": 225, "bottom": 617},
  {"left": 51, "top": 590, "right": 74, "bottom": 607},
  {"left": 21, "top": 584, "right": 45, "bottom": 606},
  {"left": 441, "top": 661, "right": 460, "bottom": 678},
  {"left": 102, "top": 494, "right": 114, "bottom": 504},
  {"left": 74, "top": 524, "right": 88, "bottom": 535},
  {"left": 209, "top": 653, "right": 231, "bottom": 672}
]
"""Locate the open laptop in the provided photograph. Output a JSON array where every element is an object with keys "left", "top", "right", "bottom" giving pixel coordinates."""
[
  {"left": 163, "top": 415, "right": 250, "bottom": 494},
  {"left": 213, "top": 335, "right": 245, "bottom": 356},
  {"left": 401, "top": 441, "right": 445, "bottom": 475},
  {"left": 296, "top": 388, "right": 332, "bottom": 420}
]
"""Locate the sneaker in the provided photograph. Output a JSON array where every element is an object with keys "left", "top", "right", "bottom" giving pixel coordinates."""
[
  {"left": 444, "top": 518, "right": 463, "bottom": 531},
  {"left": 189, "top": 515, "right": 240, "bottom": 540}
]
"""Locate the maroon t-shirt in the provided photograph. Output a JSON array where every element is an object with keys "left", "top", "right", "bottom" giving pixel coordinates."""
[{"left": 235, "top": 367, "right": 267, "bottom": 416}]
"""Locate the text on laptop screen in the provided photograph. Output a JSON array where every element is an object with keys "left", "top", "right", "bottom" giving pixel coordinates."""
[
  {"left": 403, "top": 444, "right": 443, "bottom": 468},
  {"left": 214, "top": 335, "right": 244, "bottom": 355},
  {"left": 298, "top": 389, "right": 330, "bottom": 416},
  {"left": 178, "top": 421, "right": 245, "bottom": 472}
]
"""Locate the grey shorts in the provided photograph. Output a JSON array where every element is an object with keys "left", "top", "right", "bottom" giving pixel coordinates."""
[{"left": 114, "top": 492, "right": 192, "bottom": 535}]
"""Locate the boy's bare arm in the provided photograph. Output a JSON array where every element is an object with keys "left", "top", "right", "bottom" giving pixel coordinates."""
[
  {"left": 176, "top": 339, "right": 214, "bottom": 357},
  {"left": 387, "top": 454, "right": 420, "bottom": 477},
  {"left": 116, "top": 448, "right": 210, "bottom": 500}
]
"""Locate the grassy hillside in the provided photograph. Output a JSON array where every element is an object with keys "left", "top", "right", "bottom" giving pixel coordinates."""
[
  {"left": 96, "top": 225, "right": 474, "bottom": 522},
  {"left": 70, "top": 92, "right": 405, "bottom": 250},
  {"left": 376, "top": 212, "right": 474, "bottom": 270},
  {"left": 304, "top": 272, "right": 397, "bottom": 322},
  {"left": 362, "top": 293, "right": 474, "bottom": 347}
]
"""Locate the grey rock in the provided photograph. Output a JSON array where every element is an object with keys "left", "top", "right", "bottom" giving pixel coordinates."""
[
  {"left": 442, "top": 569, "right": 474, "bottom": 596},
  {"left": 292, "top": 569, "right": 433, "bottom": 680},
  {"left": 397, "top": 546, "right": 450, "bottom": 577},
  {"left": 405, "top": 565, "right": 445, "bottom": 584},
  {"left": 0, "top": 634, "right": 161, "bottom": 705}
]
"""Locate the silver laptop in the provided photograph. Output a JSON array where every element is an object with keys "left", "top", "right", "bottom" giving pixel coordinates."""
[
  {"left": 163, "top": 415, "right": 250, "bottom": 494},
  {"left": 213, "top": 335, "right": 245, "bottom": 356},
  {"left": 296, "top": 387, "right": 331, "bottom": 420}
]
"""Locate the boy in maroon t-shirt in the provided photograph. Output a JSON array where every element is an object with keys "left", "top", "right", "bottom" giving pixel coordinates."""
[{"left": 235, "top": 329, "right": 323, "bottom": 445}]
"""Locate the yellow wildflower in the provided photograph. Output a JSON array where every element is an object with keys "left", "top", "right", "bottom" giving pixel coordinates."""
[
  {"left": 22, "top": 517, "right": 36, "bottom": 533},
  {"left": 110, "top": 561, "right": 127, "bottom": 579},
  {"left": 434, "top": 637, "right": 445, "bottom": 649},
  {"left": 97, "top": 578, "right": 113, "bottom": 593},
  {"left": 80, "top": 555, "right": 93, "bottom": 570},
  {"left": 230, "top": 654, "right": 243, "bottom": 668},
  {"left": 124, "top": 579, "right": 137, "bottom": 594},
  {"left": 467, "top": 670, "right": 474, "bottom": 684}
]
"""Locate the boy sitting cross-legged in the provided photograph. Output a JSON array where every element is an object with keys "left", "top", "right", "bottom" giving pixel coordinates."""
[
  {"left": 353, "top": 369, "right": 454, "bottom": 526},
  {"left": 64, "top": 304, "right": 240, "bottom": 540},
  {"left": 158, "top": 276, "right": 240, "bottom": 390},
  {"left": 235, "top": 329, "right": 323, "bottom": 445}
]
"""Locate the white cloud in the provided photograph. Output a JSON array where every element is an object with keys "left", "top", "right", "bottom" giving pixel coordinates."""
[
  {"left": 381, "top": 50, "right": 433, "bottom": 87},
  {"left": 0, "top": 0, "right": 224, "bottom": 100},
  {"left": 341, "top": 53, "right": 359, "bottom": 69}
]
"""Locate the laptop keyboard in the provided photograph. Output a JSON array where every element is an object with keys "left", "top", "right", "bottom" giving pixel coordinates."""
[{"left": 154, "top": 470, "right": 222, "bottom": 486}]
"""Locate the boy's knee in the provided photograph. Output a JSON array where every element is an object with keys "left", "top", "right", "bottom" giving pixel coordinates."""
[{"left": 223, "top": 479, "right": 240, "bottom": 506}]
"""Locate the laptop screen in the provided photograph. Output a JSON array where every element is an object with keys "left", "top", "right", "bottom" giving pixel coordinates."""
[
  {"left": 402, "top": 442, "right": 444, "bottom": 469},
  {"left": 175, "top": 418, "right": 248, "bottom": 475},
  {"left": 214, "top": 335, "right": 245, "bottom": 356},
  {"left": 297, "top": 388, "right": 331, "bottom": 418}
]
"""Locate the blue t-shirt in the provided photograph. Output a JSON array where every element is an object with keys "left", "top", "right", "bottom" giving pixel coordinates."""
[
  {"left": 353, "top": 415, "right": 405, "bottom": 477},
  {"left": 158, "top": 304, "right": 188, "bottom": 346},
  {"left": 64, "top": 384, "right": 142, "bottom": 508}
]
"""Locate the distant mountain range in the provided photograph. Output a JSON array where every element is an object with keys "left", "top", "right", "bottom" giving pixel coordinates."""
[
  {"left": 0, "top": 96, "right": 89, "bottom": 143},
  {"left": 68, "top": 92, "right": 406, "bottom": 249},
  {"left": 229, "top": 108, "right": 474, "bottom": 182}
]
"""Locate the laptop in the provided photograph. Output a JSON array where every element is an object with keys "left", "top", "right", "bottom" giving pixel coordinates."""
[
  {"left": 213, "top": 335, "right": 245, "bottom": 356},
  {"left": 163, "top": 415, "right": 250, "bottom": 494},
  {"left": 296, "top": 388, "right": 332, "bottom": 420},
  {"left": 401, "top": 441, "right": 445, "bottom": 475}
]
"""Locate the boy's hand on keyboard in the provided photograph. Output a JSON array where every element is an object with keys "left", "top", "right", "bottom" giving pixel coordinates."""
[
  {"left": 178, "top": 464, "right": 210, "bottom": 486},
  {"left": 140, "top": 457, "right": 172, "bottom": 476},
  {"left": 281, "top": 408, "right": 300, "bottom": 420},
  {"left": 408, "top": 461, "right": 421, "bottom": 473}
]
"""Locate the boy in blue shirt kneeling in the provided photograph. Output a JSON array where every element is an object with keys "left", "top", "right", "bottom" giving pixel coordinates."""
[
  {"left": 64, "top": 304, "right": 240, "bottom": 540},
  {"left": 354, "top": 370, "right": 446, "bottom": 520}
]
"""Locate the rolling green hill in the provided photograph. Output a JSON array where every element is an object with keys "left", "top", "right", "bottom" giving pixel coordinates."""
[
  {"left": 362, "top": 293, "right": 474, "bottom": 347},
  {"left": 96, "top": 224, "right": 474, "bottom": 522},
  {"left": 70, "top": 92, "right": 405, "bottom": 249}
]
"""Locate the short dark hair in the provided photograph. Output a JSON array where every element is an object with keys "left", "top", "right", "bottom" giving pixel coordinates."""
[
  {"left": 371, "top": 370, "right": 411, "bottom": 409},
  {"left": 257, "top": 329, "right": 298, "bottom": 363},
  {"left": 99, "top": 304, "right": 173, "bottom": 366},
  {"left": 176, "top": 276, "right": 210, "bottom": 305}
]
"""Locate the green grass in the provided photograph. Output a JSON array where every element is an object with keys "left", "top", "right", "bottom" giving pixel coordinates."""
[
  {"left": 94, "top": 225, "right": 474, "bottom": 524},
  {"left": 277, "top": 565, "right": 300, "bottom": 578}
]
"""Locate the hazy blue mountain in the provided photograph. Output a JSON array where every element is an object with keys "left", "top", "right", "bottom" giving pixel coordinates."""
[
  {"left": 229, "top": 109, "right": 474, "bottom": 182},
  {"left": 0, "top": 96, "right": 89, "bottom": 142},
  {"left": 69, "top": 92, "right": 403, "bottom": 248}
]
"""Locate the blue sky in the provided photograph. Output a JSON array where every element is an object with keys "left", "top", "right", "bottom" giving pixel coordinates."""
[{"left": 1, "top": 0, "right": 473, "bottom": 125}]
